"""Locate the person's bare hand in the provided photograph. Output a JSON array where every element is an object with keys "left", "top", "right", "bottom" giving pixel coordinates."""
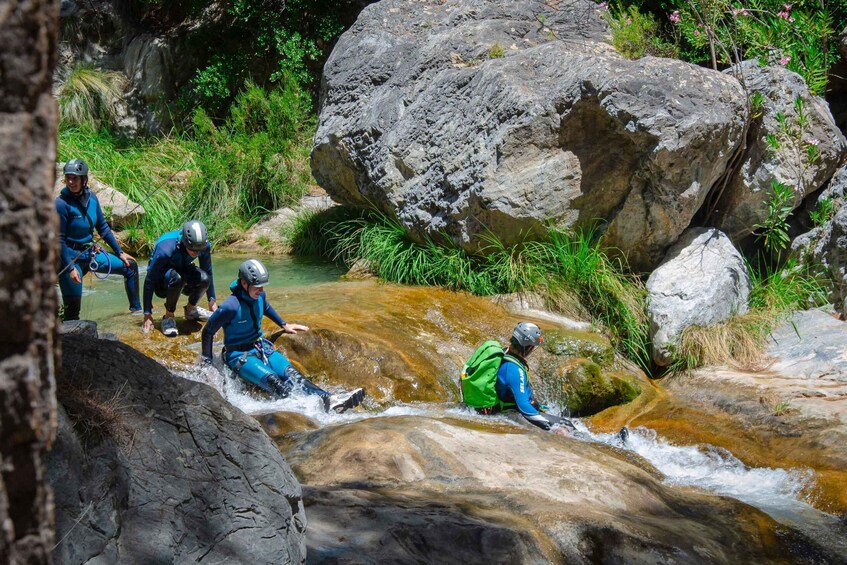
[
  {"left": 119, "top": 252, "right": 135, "bottom": 267},
  {"left": 282, "top": 323, "right": 309, "bottom": 333},
  {"left": 142, "top": 315, "right": 154, "bottom": 333},
  {"left": 70, "top": 268, "right": 82, "bottom": 284}
]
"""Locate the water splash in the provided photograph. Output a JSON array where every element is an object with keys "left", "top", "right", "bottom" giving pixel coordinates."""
[{"left": 574, "top": 421, "right": 846, "bottom": 548}]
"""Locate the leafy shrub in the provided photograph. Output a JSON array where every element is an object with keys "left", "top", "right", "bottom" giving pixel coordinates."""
[{"left": 603, "top": 5, "right": 679, "bottom": 59}]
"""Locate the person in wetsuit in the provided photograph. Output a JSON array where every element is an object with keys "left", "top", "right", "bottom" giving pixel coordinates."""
[
  {"left": 496, "top": 322, "right": 575, "bottom": 433},
  {"left": 142, "top": 220, "right": 217, "bottom": 336},
  {"left": 56, "top": 158, "right": 140, "bottom": 320},
  {"left": 200, "top": 259, "right": 365, "bottom": 413}
]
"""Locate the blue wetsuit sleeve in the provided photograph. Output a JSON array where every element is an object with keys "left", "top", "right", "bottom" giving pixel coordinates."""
[
  {"left": 263, "top": 297, "right": 287, "bottom": 328},
  {"left": 92, "top": 194, "right": 122, "bottom": 255},
  {"left": 143, "top": 240, "right": 176, "bottom": 315},
  {"left": 55, "top": 199, "right": 76, "bottom": 268},
  {"left": 200, "top": 245, "right": 215, "bottom": 302},
  {"left": 500, "top": 361, "right": 565, "bottom": 431},
  {"left": 201, "top": 296, "right": 238, "bottom": 360}
]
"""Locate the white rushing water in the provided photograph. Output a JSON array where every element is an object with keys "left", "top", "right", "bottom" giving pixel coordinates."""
[{"left": 175, "top": 362, "right": 845, "bottom": 549}]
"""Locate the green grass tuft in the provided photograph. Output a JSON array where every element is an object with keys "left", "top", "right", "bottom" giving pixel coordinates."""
[{"left": 57, "top": 64, "right": 128, "bottom": 130}]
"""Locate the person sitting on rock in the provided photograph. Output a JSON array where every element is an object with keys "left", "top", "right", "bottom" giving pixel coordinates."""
[
  {"left": 56, "top": 158, "right": 141, "bottom": 321},
  {"left": 200, "top": 259, "right": 365, "bottom": 413},
  {"left": 142, "top": 220, "right": 217, "bottom": 336},
  {"left": 497, "top": 322, "right": 575, "bottom": 433}
]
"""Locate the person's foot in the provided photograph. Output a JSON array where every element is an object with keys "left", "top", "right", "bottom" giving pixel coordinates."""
[
  {"left": 618, "top": 426, "right": 629, "bottom": 444},
  {"left": 184, "top": 305, "right": 212, "bottom": 322},
  {"left": 327, "top": 388, "right": 365, "bottom": 413},
  {"left": 162, "top": 316, "right": 178, "bottom": 337}
]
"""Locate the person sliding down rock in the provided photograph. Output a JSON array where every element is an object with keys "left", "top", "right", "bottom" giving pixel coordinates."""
[
  {"left": 200, "top": 259, "right": 365, "bottom": 413},
  {"left": 497, "top": 323, "right": 575, "bottom": 434}
]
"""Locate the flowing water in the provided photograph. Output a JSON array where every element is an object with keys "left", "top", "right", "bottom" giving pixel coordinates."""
[{"left": 70, "top": 254, "right": 845, "bottom": 552}]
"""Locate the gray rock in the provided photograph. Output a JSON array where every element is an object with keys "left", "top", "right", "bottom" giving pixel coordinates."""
[
  {"left": 767, "top": 308, "right": 847, "bottom": 379},
  {"left": 713, "top": 61, "right": 846, "bottom": 243},
  {"left": 48, "top": 335, "right": 307, "bottom": 564},
  {"left": 60, "top": 319, "right": 98, "bottom": 338},
  {"left": 792, "top": 165, "right": 847, "bottom": 314},
  {"left": 647, "top": 228, "right": 750, "bottom": 366},
  {"left": 312, "top": 0, "right": 747, "bottom": 270}
]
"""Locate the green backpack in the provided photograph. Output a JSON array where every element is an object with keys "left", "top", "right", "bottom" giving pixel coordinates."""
[{"left": 460, "top": 340, "right": 519, "bottom": 410}]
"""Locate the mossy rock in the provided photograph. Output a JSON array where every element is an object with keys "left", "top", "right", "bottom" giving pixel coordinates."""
[
  {"left": 537, "top": 359, "right": 640, "bottom": 416},
  {"left": 542, "top": 329, "right": 615, "bottom": 367}
]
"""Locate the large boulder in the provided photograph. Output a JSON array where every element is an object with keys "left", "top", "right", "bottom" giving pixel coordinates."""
[
  {"left": 47, "top": 333, "right": 307, "bottom": 564},
  {"left": 647, "top": 227, "right": 750, "bottom": 366},
  {"left": 0, "top": 0, "right": 60, "bottom": 562},
  {"left": 713, "top": 61, "right": 846, "bottom": 242},
  {"left": 312, "top": 0, "right": 747, "bottom": 270}
]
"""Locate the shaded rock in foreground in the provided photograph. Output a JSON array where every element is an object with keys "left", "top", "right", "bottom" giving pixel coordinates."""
[
  {"left": 48, "top": 333, "right": 306, "bottom": 564},
  {"left": 282, "top": 415, "right": 828, "bottom": 563}
]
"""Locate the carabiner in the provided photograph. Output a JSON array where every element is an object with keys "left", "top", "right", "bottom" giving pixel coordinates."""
[{"left": 88, "top": 248, "right": 98, "bottom": 271}]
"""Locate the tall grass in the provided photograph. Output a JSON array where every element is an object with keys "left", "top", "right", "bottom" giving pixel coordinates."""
[
  {"left": 58, "top": 127, "right": 189, "bottom": 246},
  {"left": 57, "top": 81, "right": 316, "bottom": 250},
  {"left": 184, "top": 81, "right": 315, "bottom": 240},
  {"left": 56, "top": 64, "right": 128, "bottom": 129}
]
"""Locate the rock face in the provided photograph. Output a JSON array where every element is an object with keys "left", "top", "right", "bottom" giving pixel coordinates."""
[
  {"left": 48, "top": 332, "right": 306, "bottom": 564},
  {"left": 0, "top": 1, "right": 60, "bottom": 562},
  {"left": 713, "top": 61, "right": 846, "bottom": 243},
  {"left": 312, "top": 0, "right": 747, "bottom": 270},
  {"left": 278, "top": 415, "right": 829, "bottom": 563},
  {"left": 54, "top": 164, "right": 146, "bottom": 229},
  {"left": 647, "top": 227, "right": 750, "bottom": 366},
  {"left": 793, "top": 165, "right": 847, "bottom": 316}
]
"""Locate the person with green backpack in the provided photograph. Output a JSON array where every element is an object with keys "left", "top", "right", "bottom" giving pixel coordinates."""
[{"left": 461, "top": 322, "right": 574, "bottom": 433}]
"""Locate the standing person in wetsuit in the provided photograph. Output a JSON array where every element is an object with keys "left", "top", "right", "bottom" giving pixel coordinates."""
[
  {"left": 201, "top": 259, "right": 365, "bottom": 413},
  {"left": 56, "top": 158, "right": 141, "bottom": 320},
  {"left": 496, "top": 322, "right": 574, "bottom": 433},
  {"left": 141, "top": 220, "right": 217, "bottom": 336}
]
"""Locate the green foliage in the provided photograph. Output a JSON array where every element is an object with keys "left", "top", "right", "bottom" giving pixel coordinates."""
[
  {"left": 59, "top": 81, "right": 315, "bottom": 251},
  {"left": 753, "top": 180, "right": 796, "bottom": 255},
  {"left": 603, "top": 5, "right": 679, "bottom": 59},
  {"left": 809, "top": 197, "right": 835, "bottom": 226},
  {"left": 184, "top": 0, "right": 346, "bottom": 115},
  {"left": 665, "top": 1, "right": 837, "bottom": 94},
  {"left": 488, "top": 43, "right": 506, "bottom": 59},
  {"left": 56, "top": 64, "right": 128, "bottom": 129},
  {"left": 184, "top": 81, "right": 314, "bottom": 240}
]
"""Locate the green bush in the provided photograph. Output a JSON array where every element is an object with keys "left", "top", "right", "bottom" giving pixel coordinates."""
[
  {"left": 184, "top": 81, "right": 314, "bottom": 241},
  {"left": 603, "top": 5, "right": 679, "bottom": 59}
]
